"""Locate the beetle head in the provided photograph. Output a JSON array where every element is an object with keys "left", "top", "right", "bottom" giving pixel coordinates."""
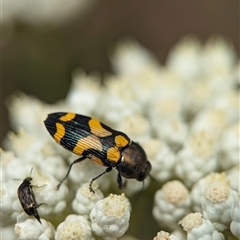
[{"left": 116, "top": 141, "right": 151, "bottom": 181}]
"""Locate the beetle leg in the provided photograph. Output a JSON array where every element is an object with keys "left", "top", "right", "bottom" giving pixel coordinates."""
[
  {"left": 117, "top": 173, "right": 123, "bottom": 189},
  {"left": 57, "top": 156, "right": 86, "bottom": 189},
  {"left": 117, "top": 173, "right": 127, "bottom": 189},
  {"left": 89, "top": 167, "right": 112, "bottom": 193}
]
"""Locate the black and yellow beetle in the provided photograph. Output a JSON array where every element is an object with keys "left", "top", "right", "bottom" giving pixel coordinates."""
[{"left": 44, "top": 112, "right": 151, "bottom": 192}]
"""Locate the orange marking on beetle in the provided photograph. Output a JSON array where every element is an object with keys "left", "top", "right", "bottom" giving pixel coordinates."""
[
  {"left": 107, "top": 147, "right": 121, "bottom": 163},
  {"left": 73, "top": 135, "right": 102, "bottom": 155},
  {"left": 115, "top": 135, "right": 129, "bottom": 148},
  {"left": 89, "top": 118, "right": 112, "bottom": 137},
  {"left": 88, "top": 154, "right": 104, "bottom": 166},
  {"left": 54, "top": 123, "right": 65, "bottom": 143},
  {"left": 60, "top": 113, "right": 76, "bottom": 122}
]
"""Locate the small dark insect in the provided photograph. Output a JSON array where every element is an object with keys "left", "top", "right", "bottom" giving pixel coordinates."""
[
  {"left": 44, "top": 112, "right": 152, "bottom": 193},
  {"left": 17, "top": 177, "right": 43, "bottom": 224}
]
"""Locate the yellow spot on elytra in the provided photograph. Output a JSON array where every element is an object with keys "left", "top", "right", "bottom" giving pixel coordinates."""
[
  {"left": 60, "top": 113, "right": 76, "bottom": 122},
  {"left": 88, "top": 154, "right": 104, "bottom": 166},
  {"left": 89, "top": 118, "right": 112, "bottom": 137},
  {"left": 115, "top": 135, "right": 129, "bottom": 148},
  {"left": 73, "top": 135, "right": 102, "bottom": 156},
  {"left": 107, "top": 147, "right": 120, "bottom": 163},
  {"left": 54, "top": 123, "right": 65, "bottom": 143}
]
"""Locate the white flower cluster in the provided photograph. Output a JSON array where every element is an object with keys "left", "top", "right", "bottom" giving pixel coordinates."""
[
  {"left": 1, "top": 0, "right": 98, "bottom": 25},
  {"left": 1, "top": 36, "right": 239, "bottom": 239}
]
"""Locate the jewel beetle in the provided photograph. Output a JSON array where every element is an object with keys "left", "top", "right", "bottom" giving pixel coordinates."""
[
  {"left": 17, "top": 176, "right": 43, "bottom": 224},
  {"left": 44, "top": 112, "right": 151, "bottom": 192}
]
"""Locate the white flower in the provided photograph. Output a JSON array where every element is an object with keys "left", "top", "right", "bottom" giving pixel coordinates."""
[
  {"left": 202, "top": 180, "right": 239, "bottom": 231},
  {"left": 55, "top": 214, "right": 92, "bottom": 240},
  {"left": 153, "top": 230, "right": 180, "bottom": 240},
  {"left": 117, "top": 114, "right": 151, "bottom": 142},
  {"left": 142, "top": 138, "right": 176, "bottom": 182},
  {"left": 15, "top": 212, "right": 55, "bottom": 240},
  {"left": 153, "top": 180, "right": 191, "bottom": 231},
  {"left": 72, "top": 182, "right": 104, "bottom": 216},
  {"left": 175, "top": 130, "right": 218, "bottom": 187},
  {"left": 90, "top": 193, "right": 131, "bottom": 240},
  {"left": 1, "top": 149, "right": 36, "bottom": 182},
  {"left": 190, "top": 107, "right": 230, "bottom": 137},
  {"left": 170, "top": 227, "right": 187, "bottom": 240},
  {"left": 3, "top": 130, "right": 68, "bottom": 182},
  {"left": 179, "top": 212, "right": 225, "bottom": 240},
  {"left": 146, "top": 69, "right": 185, "bottom": 113},
  {"left": 217, "top": 121, "right": 240, "bottom": 170},
  {"left": 166, "top": 36, "right": 202, "bottom": 81},
  {"left": 2, "top": 0, "right": 97, "bottom": 25},
  {"left": 209, "top": 89, "right": 239, "bottom": 123},
  {"left": 66, "top": 70, "right": 102, "bottom": 116},
  {"left": 201, "top": 36, "right": 237, "bottom": 75},
  {"left": 1, "top": 181, "right": 22, "bottom": 225},
  {"left": 226, "top": 165, "right": 240, "bottom": 192},
  {"left": 151, "top": 116, "right": 188, "bottom": 152},
  {"left": 7, "top": 94, "right": 48, "bottom": 136},
  {"left": 190, "top": 172, "right": 230, "bottom": 212},
  {"left": 98, "top": 76, "right": 142, "bottom": 126},
  {"left": 110, "top": 39, "right": 160, "bottom": 76},
  {"left": 148, "top": 94, "right": 182, "bottom": 121},
  {"left": 230, "top": 195, "right": 240, "bottom": 238}
]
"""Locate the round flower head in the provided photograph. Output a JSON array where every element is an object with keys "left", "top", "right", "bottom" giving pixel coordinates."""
[
  {"left": 175, "top": 130, "right": 218, "bottom": 187},
  {"left": 142, "top": 138, "right": 176, "bottom": 182},
  {"left": 179, "top": 212, "right": 224, "bottom": 240},
  {"left": 190, "top": 172, "right": 230, "bottom": 212},
  {"left": 1, "top": 149, "right": 36, "bottom": 183},
  {"left": 201, "top": 36, "right": 237, "bottom": 75},
  {"left": 72, "top": 182, "right": 104, "bottom": 216},
  {"left": 153, "top": 180, "right": 191, "bottom": 231},
  {"left": 66, "top": 70, "right": 102, "bottom": 116},
  {"left": 151, "top": 116, "right": 188, "bottom": 152},
  {"left": 99, "top": 75, "right": 142, "bottom": 126},
  {"left": 90, "top": 193, "right": 131, "bottom": 240},
  {"left": 202, "top": 180, "right": 239, "bottom": 231},
  {"left": 230, "top": 194, "right": 240, "bottom": 238},
  {"left": 217, "top": 121, "right": 240, "bottom": 170},
  {"left": 7, "top": 94, "right": 47, "bottom": 135},
  {"left": 4, "top": 129, "right": 67, "bottom": 181},
  {"left": 153, "top": 231, "right": 180, "bottom": 240},
  {"left": 226, "top": 165, "right": 240, "bottom": 192},
  {"left": 117, "top": 114, "right": 151, "bottom": 142},
  {"left": 55, "top": 214, "right": 92, "bottom": 240},
  {"left": 110, "top": 39, "right": 159, "bottom": 76},
  {"left": 1, "top": 180, "right": 22, "bottom": 225},
  {"left": 15, "top": 212, "right": 55, "bottom": 240},
  {"left": 166, "top": 36, "right": 202, "bottom": 81}
]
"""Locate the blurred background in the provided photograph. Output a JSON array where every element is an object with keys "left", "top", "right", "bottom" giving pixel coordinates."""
[{"left": 2, "top": 0, "right": 239, "bottom": 143}]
